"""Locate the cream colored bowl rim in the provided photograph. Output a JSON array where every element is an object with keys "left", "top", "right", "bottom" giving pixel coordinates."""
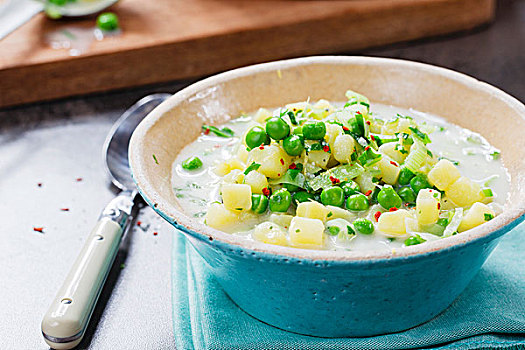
[{"left": 130, "top": 56, "right": 525, "bottom": 261}]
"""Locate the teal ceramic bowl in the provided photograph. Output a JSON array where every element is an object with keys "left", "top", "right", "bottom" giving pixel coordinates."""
[{"left": 129, "top": 56, "right": 525, "bottom": 337}]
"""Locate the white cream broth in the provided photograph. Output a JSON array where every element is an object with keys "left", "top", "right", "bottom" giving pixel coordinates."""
[{"left": 171, "top": 103, "right": 509, "bottom": 252}]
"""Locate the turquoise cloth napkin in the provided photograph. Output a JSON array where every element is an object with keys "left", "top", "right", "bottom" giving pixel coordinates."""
[{"left": 171, "top": 223, "right": 525, "bottom": 350}]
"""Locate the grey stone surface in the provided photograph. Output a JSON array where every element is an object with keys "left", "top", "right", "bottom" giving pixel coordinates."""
[{"left": 0, "top": 0, "right": 523, "bottom": 349}]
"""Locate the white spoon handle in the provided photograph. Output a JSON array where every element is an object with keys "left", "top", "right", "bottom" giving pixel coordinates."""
[
  {"left": 41, "top": 193, "right": 134, "bottom": 349},
  {"left": 0, "top": 0, "right": 44, "bottom": 41}
]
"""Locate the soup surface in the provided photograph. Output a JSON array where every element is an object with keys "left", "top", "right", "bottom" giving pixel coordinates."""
[{"left": 171, "top": 91, "right": 509, "bottom": 252}]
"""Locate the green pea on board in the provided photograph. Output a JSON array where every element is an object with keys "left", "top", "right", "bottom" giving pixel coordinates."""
[{"left": 96, "top": 12, "right": 120, "bottom": 31}]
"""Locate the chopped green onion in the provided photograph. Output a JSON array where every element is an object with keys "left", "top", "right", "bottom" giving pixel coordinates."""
[
  {"left": 182, "top": 156, "right": 203, "bottom": 170},
  {"left": 484, "top": 213, "right": 494, "bottom": 221},
  {"left": 409, "top": 127, "right": 431, "bottom": 144},
  {"left": 309, "top": 163, "right": 365, "bottom": 191},
  {"left": 202, "top": 125, "right": 235, "bottom": 137},
  {"left": 490, "top": 151, "right": 501, "bottom": 160},
  {"left": 438, "top": 156, "right": 460, "bottom": 166},
  {"left": 244, "top": 162, "right": 261, "bottom": 175},
  {"left": 482, "top": 188, "right": 493, "bottom": 197}
]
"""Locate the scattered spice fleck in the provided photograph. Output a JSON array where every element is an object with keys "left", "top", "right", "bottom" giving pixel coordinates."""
[
  {"left": 437, "top": 203, "right": 441, "bottom": 210},
  {"left": 389, "top": 207, "right": 398, "bottom": 212},
  {"left": 370, "top": 135, "right": 375, "bottom": 141},
  {"left": 365, "top": 190, "right": 372, "bottom": 196},
  {"left": 37, "top": 183, "right": 42, "bottom": 187},
  {"left": 259, "top": 145, "right": 265, "bottom": 150},
  {"left": 262, "top": 187, "right": 270, "bottom": 196},
  {"left": 204, "top": 128, "right": 210, "bottom": 135},
  {"left": 152, "top": 154, "right": 159, "bottom": 164},
  {"left": 366, "top": 121, "right": 371, "bottom": 125},
  {"left": 342, "top": 126, "right": 349, "bottom": 131},
  {"left": 364, "top": 146, "right": 370, "bottom": 151},
  {"left": 137, "top": 221, "right": 142, "bottom": 226},
  {"left": 60, "top": 208, "right": 70, "bottom": 211},
  {"left": 153, "top": 232, "right": 158, "bottom": 236},
  {"left": 289, "top": 163, "right": 297, "bottom": 170},
  {"left": 280, "top": 158, "right": 285, "bottom": 165},
  {"left": 323, "top": 145, "right": 330, "bottom": 152},
  {"left": 374, "top": 211, "right": 382, "bottom": 221},
  {"left": 329, "top": 176, "right": 340, "bottom": 185},
  {"left": 33, "top": 227, "right": 44, "bottom": 233},
  {"left": 389, "top": 161, "right": 398, "bottom": 167},
  {"left": 76, "top": 177, "right": 83, "bottom": 182}
]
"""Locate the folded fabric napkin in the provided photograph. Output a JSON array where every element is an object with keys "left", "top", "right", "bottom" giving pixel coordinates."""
[{"left": 172, "top": 223, "right": 525, "bottom": 350}]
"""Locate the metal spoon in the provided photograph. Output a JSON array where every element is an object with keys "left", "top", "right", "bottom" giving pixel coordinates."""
[
  {"left": 0, "top": 0, "right": 119, "bottom": 40},
  {"left": 41, "top": 93, "right": 171, "bottom": 350}
]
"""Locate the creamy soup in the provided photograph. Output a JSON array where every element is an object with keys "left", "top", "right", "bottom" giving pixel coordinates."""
[{"left": 171, "top": 91, "right": 509, "bottom": 252}]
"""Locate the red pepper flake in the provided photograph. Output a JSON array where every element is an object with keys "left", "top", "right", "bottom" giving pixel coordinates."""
[
  {"left": 289, "top": 163, "right": 297, "bottom": 170},
  {"left": 284, "top": 226, "right": 288, "bottom": 229},
  {"left": 329, "top": 176, "right": 340, "bottom": 185},
  {"left": 60, "top": 208, "right": 69, "bottom": 211},
  {"left": 390, "top": 161, "right": 398, "bottom": 167},
  {"left": 365, "top": 146, "right": 370, "bottom": 151},
  {"left": 365, "top": 190, "right": 372, "bottom": 196},
  {"left": 137, "top": 221, "right": 142, "bottom": 226},
  {"left": 37, "top": 183, "right": 42, "bottom": 187},
  {"left": 389, "top": 207, "right": 398, "bottom": 212},
  {"left": 370, "top": 135, "right": 375, "bottom": 141},
  {"left": 213, "top": 144, "right": 221, "bottom": 148},
  {"left": 76, "top": 178, "right": 83, "bottom": 182},
  {"left": 33, "top": 227, "right": 44, "bottom": 233},
  {"left": 153, "top": 232, "right": 158, "bottom": 236},
  {"left": 259, "top": 145, "right": 265, "bottom": 150},
  {"left": 374, "top": 211, "right": 382, "bottom": 221},
  {"left": 323, "top": 145, "right": 330, "bottom": 152},
  {"left": 342, "top": 126, "right": 349, "bottom": 131},
  {"left": 366, "top": 120, "right": 371, "bottom": 125},
  {"left": 262, "top": 187, "right": 270, "bottom": 196},
  {"left": 356, "top": 111, "right": 362, "bottom": 115},
  {"left": 437, "top": 203, "right": 441, "bottom": 210},
  {"left": 204, "top": 128, "right": 210, "bottom": 135},
  {"left": 280, "top": 158, "right": 285, "bottom": 165}
]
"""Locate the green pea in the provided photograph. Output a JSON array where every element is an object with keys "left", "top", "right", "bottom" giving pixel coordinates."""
[
  {"left": 302, "top": 121, "right": 326, "bottom": 140},
  {"left": 398, "top": 167, "right": 415, "bottom": 185},
  {"left": 292, "top": 191, "right": 314, "bottom": 204},
  {"left": 283, "top": 134, "right": 305, "bottom": 156},
  {"left": 341, "top": 181, "right": 360, "bottom": 197},
  {"left": 410, "top": 173, "right": 432, "bottom": 194},
  {"left": 269, "top": 189, "right": 292, "bottom": 212},
  {"left": 49, "top": 0, "right": 67, "bottom": 5},
  {"left": 96, "top": 12, "right": 119, "bottom": 31},
  {"left": 397, "top": 187, "right": 416, "bottom": 203},
  {"left": 404, "top": 234, "right": 426, "bottom": 246},
  {"left": 251, "top": 194, "right": 269, "bottom": 214},
  {"left": 292, "top": 126, "right": 303, "bottom": 135},
  {"left": 353, "top": 218, "right": 374, "bottom": 234},
  {"left": 245, "top": 126, "right": 270, "bottom": 149},
  {"left": 320, "top": 186, "right": 344, "bottom": 207},
  {"left": 265, "top": 117, "right": 290, "bottom": 140},
  {"left": 345, "top": 193, "right": 369, "bottom": 211},
  {"left": 181, "top": 156, "right": 202, "bottom": 170},
  {"left": 377, "top": 186, "right": 402, "bottom": 210}
]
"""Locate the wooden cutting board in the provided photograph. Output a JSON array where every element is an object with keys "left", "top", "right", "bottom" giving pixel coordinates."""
[{"left": 0, "top": 0, "right": 495, "bottom": 108}]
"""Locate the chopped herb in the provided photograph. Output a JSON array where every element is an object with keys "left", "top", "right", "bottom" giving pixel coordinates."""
[
  {"left": 409, "top": 127, "right": 431, "bottom": 144},
  {"left": 202, "top": 125, "right": 235, "bottom": 137},
  {"left": 484, "top": 213, "right": 494, "bottom": 221},
  {"left": 426, "top": 150, "right": 434, "bottom": 158},
  {"left": 438, "top": 156, "right": 460, "bottom": 166},
  {"left": 466, "top": 135, "right": 483, "bottom": 144},
  {"left": 152, "top": 154, "right": 159, "bottom": 164},
  {"left": 387, "top": 237, "right": 396, "bottom": 242},
  {"left": 235, "top": 207, "right": 243, "bottom": 211},
  {"left": 482, "top": 188, "right": 493, "bottom": 197},
  {"left": 405, "top": 234, "right": 426, "bottom": 246},
  {"left": 33, "top": 227, "right": 44, "bottom": 233},
  {"left": 438, "top": 126, "right": 446, "bottom": 132},
  {"left": 182, "top": 156, "right": 203, "bottom": 170},
  {"left": 296, "top": 229, "right": 301, "bottom": 233},
  {"left": 490, "top": 151, "right": 500, "bottom": 160},
  {"left": 244, "top": 162, "right": 261, "bottom": 175},
  {"left": 327, "top": 211, "right": 333, "bottom": 218},
  {"left": 328, "top": 226, "right": 340, "bottom": 236},
  {"left": 346, "top": 225, "right": 355, "bottom": 235}
]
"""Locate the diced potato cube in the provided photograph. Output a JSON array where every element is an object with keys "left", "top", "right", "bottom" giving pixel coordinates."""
[
  {"left": 214, "top": 158, "right": 245, "bottom": 176},
  {"left": 333, "top": 134, "right": 355, "bottom": 163},
  {"left": 308, "top": 150, "right": 330, "bottom": 168},
  {"left": 254, "top": 108, "right": 272, "bottom": 124},
  {"left": 428, "top": 159, "right": 461, "bottom": 191},
  {"left": 296, "top": 201, "right": 329, "bottom": 222},
  {"left": 222, "top": 169, "right": 244, "bottom": 184},
  {"left": 397, "top": 118, "right": 414, "bottom": 133},
  {"left": 221, "top": 183, "right": 252, "bottom": 211},
  {"left": 236, "top": 146, "right": 250, "bottom": 164},
  {"left": 377, "top": 155, "right": 401, "bottom": 185},
  {"left": 377, "top": 209, "right": 412, "bottom": 236},
  {"left": 379, "top": 142, "right": 407, "bottom": 164},
  {"left": 416, "top": 189, "right": 441, "bottom": 225},
  {"left": 247, "top": 144, "right": 291, "bottom": 179},
  {"left": 458, "top": 202, "right": 495, "bottom": 232},
  {"left": 326, "top": 205, "right": 356, "bottom": 221},
  {"left": 205, "top": 203, "right": 239, "bottom": 231},
  {"left": 313, "top": 99, "right": 333, "bottom": 111},
  {"left": 446, "top": 176, "right": 483, "bottom": 207},
  {"left": 324, "top": 123, "right": 344, "bottom": 147},
  {"left": 269, "top": 214, "right": 294, "bottom": 228},
  {"left": 253, "top": 222, "right": 288, "bottom": 246},
  {"left": 289, "top": 217, "right": 324, "bottom": 246},
  {"left": 243, "top": 170, "right": 268, "bottom": 193}
]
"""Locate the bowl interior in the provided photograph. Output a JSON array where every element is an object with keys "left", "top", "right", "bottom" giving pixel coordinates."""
[{"left": 129, "top": 56, "right": 525, "bottom": 261}]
